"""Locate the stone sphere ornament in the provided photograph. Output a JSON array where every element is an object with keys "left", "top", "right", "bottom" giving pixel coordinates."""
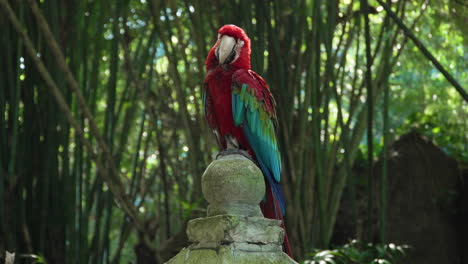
[
  {"left": 202, "top": 154, "right": 265, "bottom": 217},
  {"left": 165, "top": 154, "right": 297, "bottom": 264}
]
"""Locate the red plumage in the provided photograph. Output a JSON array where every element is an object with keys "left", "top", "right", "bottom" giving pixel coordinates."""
[{"left": 204, "top": 66, "right": 250, "bottom": 151}]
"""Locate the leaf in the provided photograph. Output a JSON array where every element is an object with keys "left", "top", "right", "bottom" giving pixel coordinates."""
[{"left": 432, "top": 127, "right": 441, "bottom": 134}]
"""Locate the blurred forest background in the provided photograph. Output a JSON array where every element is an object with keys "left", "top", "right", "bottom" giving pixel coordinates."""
[{"left": 0, "top": 0, "right": 466, "bottom": 263}]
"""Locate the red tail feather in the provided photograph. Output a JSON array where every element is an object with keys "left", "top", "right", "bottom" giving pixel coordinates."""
[{"left": 260, "top": 183, "right": 294, "bottom": 259}]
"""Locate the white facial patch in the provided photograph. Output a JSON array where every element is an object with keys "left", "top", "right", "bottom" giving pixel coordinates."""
[
  {"left": 231, "top": 40, "right": 244, "bottom": 64},
  {"left": 216, "top": 35, "right": 245, "bottom": 65}
]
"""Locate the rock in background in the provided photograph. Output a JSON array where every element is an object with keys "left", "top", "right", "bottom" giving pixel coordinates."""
[{"left": 333, "top": 132, "right": 465, "bottom": 264}]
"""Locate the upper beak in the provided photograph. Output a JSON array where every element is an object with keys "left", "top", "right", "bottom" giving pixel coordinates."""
[{"left": 216, "top": 35, "right": 236, "bottom": 64}]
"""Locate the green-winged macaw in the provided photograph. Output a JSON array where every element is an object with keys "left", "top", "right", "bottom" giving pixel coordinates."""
[{"left": 203, "top": 24, "right": 292, "bottom": 257}]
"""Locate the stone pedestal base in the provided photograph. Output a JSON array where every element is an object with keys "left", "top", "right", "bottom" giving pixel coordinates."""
[
  {"left": 164, "top": 155, "right": 297, "bottom": 264},
  {"left": 166, "top": 246, "right": 295, "bottom": 264},
  {"left": 166, "top": 215, "right": 297, "bottom": 264}
]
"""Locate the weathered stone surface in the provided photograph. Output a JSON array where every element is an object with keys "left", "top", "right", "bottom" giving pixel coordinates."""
[
  {"left": 187, "top": 215, "right": 284, "bottom": 245},
  {"left": 166, "top": 247, "right": 297, "bottom": 264},
  {"left": 202, "top": 154, "right": 265, "bottom": 217},
  {"left": 165, "top": 155, "right": 297, "bottom": 264}
]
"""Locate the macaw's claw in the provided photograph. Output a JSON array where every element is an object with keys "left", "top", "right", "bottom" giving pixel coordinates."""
[{"left": 216, "top": 149, "right": 254, "bottom": 162}]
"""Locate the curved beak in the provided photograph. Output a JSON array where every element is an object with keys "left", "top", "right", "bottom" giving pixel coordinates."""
[{"left": 216, "top": 35, "right": 236, "bottom": 64}]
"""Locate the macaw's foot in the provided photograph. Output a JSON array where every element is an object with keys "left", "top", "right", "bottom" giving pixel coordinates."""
[{"left": 216, "top": 148, "right": 254, "bottom": 162}]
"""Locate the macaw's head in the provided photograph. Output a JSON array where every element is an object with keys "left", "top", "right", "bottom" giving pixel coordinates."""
[{"left": 206, "top": 24, "right": 251, "bottom": 71}]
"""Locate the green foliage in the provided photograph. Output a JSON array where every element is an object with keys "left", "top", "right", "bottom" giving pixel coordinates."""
[
  {"left": 304, "top": 240, "right": 409, "bottom": 264},
  {"left": 32, "top": 254, "right": 47, "bottom": 264},
  {"left": 395, "top": 112, "right": 468, "bottom": 162},
  {"left": 180, "top": 198, "right": 204, "bottom": 221}
]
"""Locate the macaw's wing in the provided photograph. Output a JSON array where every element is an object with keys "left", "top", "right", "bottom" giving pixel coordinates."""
[
  {"left": 231, "top": 69, "right": 281, "bottom": 183},
  {"left": 203, "top": 83, "right": 223, "bottom": 148},
  {"left": 203, "top": 84, "right": 215, "bottom": 129}
]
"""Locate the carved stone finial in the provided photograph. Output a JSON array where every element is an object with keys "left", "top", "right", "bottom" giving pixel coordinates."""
[
  {"left": 165, "top": 154, "right": 297, "bottom": 264},
  {"left": 202, "top": 154, "right": 265, "bottom": 217}
]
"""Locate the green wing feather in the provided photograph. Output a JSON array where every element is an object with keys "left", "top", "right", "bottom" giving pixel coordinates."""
[{"left": 232, "top": 83, "right": 281, "bottom": 183}]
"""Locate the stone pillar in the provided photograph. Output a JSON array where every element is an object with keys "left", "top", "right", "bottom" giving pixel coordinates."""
[{"left": 165, "top": 154, "right": 297, "bottom": 264}]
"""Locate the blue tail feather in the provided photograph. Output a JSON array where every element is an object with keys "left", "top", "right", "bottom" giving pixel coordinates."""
[{"left": 258, "top": 160, "right": 286, "bottom": 216}]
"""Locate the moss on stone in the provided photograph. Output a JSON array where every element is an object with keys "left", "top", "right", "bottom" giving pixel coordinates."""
[
  {"left": 166, "top": 247, "right": 297, "bottom": 264},
  {"left": 202, "top": 154, "right": 265, "bottom": 217},
  {"left": 165, "top": 155, "right": 297, "bottom": 264}
]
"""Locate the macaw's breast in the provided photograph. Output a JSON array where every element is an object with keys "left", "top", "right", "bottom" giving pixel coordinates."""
[{"left": 206, "top": 67, "right": 250, "bottom": 151}]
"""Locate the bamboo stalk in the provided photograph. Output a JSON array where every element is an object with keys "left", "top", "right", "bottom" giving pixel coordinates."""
[
  {"left": 151, "top": 11, "right": 203, "bottom": 200},
  {"left": 381, "top": 47, "right": 391, "bottom": 243},
  {"left": 324, "top": 0, "right": 413, "bottom": 243},
  {"left": 361, "top": 0, "right": 374, "bottom": 242},
  {"left": 26, "top": 0, "right": 129, "bottom": 191},
  {"left": 375, "top": 0, "right": 467, "bottom": 102},
  {"left": 0, "top": 0, "right": 144, "bottom": 232}
]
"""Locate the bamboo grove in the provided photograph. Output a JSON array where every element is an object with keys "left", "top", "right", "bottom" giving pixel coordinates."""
[{"left": 0, "top": 0, "right": 466, "bottom": 263}]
